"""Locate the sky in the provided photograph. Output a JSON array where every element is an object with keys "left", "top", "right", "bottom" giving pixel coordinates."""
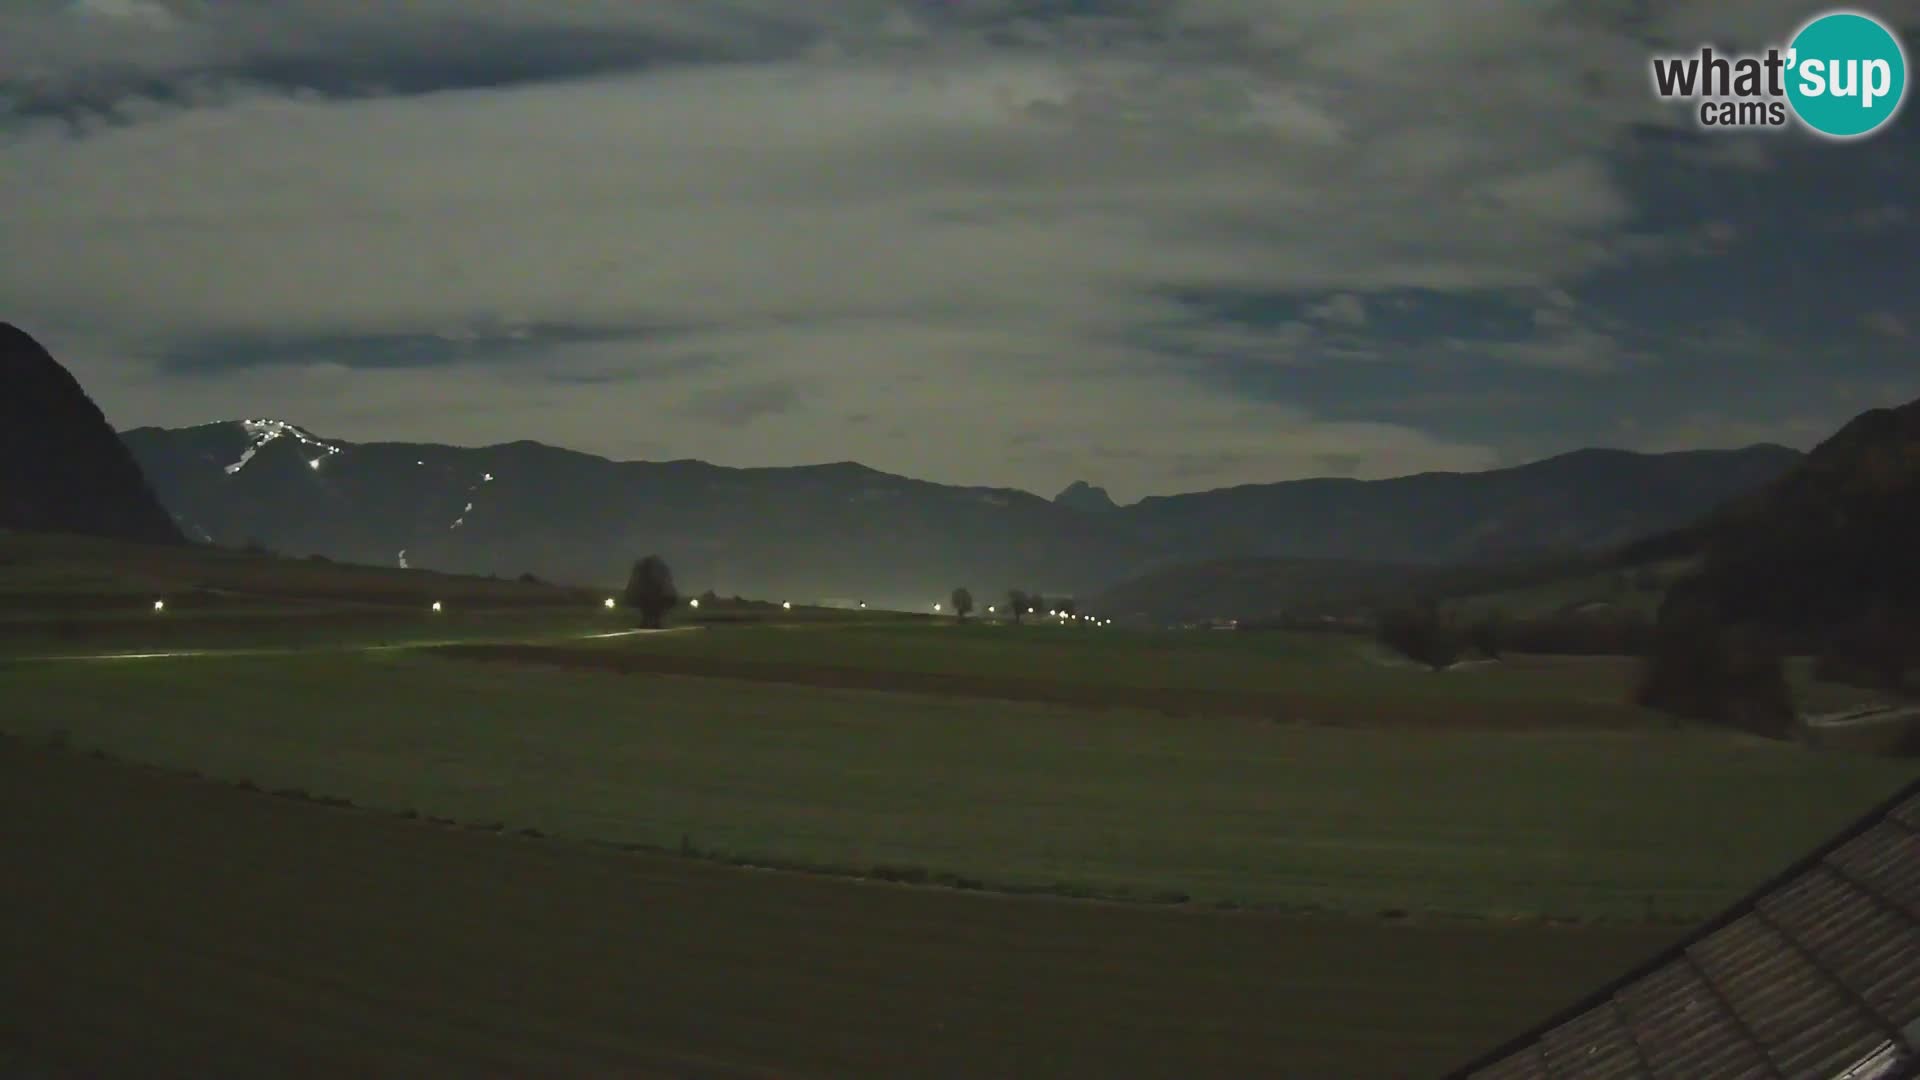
[{"left": 2, "top": 0, "right": 1916, "bottom": 502}]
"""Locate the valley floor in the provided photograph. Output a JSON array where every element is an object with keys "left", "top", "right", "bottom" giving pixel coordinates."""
[
  {"left": 5, "top": 642, "right": 1911, "bottom": 921},
  {"left": 4, "top": 580, "right": 1911, "bottom": 1076},
  {"left": 1, "top": 738, "right": 1674, "bottom": 1079}
]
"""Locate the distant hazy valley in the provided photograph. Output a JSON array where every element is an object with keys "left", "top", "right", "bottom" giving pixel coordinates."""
[{"left": 119, "top": 416, "right": 1800, "bottom": 611}]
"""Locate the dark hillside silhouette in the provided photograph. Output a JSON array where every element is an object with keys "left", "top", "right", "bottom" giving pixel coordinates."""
[
  {"left": 1640, "top": 395, "right": 1920, "bottom": 725},
  {"left": 0, "top": 323, "right": 182, "bottom": 545}
]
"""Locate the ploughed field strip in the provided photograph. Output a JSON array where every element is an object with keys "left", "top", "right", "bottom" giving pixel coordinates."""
[
  {"left": 427, "top": 642, "right": 1646, "bottom": 729},
  {"left": 1450, "top": 782, "right": 1920, "bottom": 1079}
]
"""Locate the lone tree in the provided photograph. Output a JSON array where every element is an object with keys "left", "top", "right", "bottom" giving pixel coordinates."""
[
  {"left": 1007, "top": 589, "right": 1029, "bottom": 624},
  {"left": 951, "top": 587, "right": 974, "bottom": 622},
  {"left": 623, "top": 554, "right": 679, "bottom": 629}
]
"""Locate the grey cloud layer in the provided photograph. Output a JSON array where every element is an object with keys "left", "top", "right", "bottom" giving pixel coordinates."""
[{"left": 0, "top": 0, "right": 1836, "bottom": 497}]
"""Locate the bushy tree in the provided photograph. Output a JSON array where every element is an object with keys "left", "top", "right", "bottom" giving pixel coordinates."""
[
  {"left": 1007, "top": 590, "right": 1029, "bottom": 624},
  {"left": 622, "top": 554, "right": 679, "bottom": 629},
  {"left": 951, "top": 587, "right": 974, "bottom": 622}
]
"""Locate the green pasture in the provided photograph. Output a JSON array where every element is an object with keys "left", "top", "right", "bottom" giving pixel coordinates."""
[{"left": 4, "top": 650, "right": 1909, "bottom": 922}]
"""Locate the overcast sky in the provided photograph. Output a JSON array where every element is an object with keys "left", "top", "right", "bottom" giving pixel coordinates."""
[{"left": 3, "top": 0, "right": 1916, "bottom": 501}]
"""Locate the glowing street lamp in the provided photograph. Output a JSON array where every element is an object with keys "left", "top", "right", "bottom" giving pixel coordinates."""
[
  {"left": 987, "top": 605, "right": 995, "bottom": 613},
  {"left": 152, "top": 599, "right": 165, "bottom": 613},
  {"left": 689, "top": 597, "right": 700, "bottom": 609},
  {"left": 782, "top": 601, "right": 792, "bottom": 610},
  {"left": 431, "top": 601, "right": 443, "bottom": 613},
  {"left": 933, "top": 602, "right": 942, "bottom": 612},
  {"left": 604, "top": 597, "right": 617, "bottom": 610}
]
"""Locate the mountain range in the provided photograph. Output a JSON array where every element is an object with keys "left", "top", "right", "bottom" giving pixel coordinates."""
[{"left": 120, "top": 418, "right": 1802, "bottom": 607}]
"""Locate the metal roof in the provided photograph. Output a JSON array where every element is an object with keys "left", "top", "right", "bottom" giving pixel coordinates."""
[{"left": 1444, "top": 777, "right": 1920, "bottom": 1080}]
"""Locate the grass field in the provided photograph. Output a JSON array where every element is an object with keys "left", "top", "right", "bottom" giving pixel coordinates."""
[
  {"left": 0, "top": 528, "right": 632, "bottom": 655},
  {"left": 0, "top": 736, "right": 1678, "bottom": 1079},
  {"left": 5, "top": 533, "right": 1913, "bottom": 1074},
  {"left": 5, "top": 648, "right": 1911, "bottom": 921},
  {"left": 561, "top": 621, "right": 1665, "bottom": 724}
]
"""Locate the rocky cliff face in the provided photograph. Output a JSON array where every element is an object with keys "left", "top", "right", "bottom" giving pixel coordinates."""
[
  {"left": 1053, "top": 480, "right": 1119, "bottom": 512},
  {"left": 0, "top": 323, "right": 183, "bottom": 544}
]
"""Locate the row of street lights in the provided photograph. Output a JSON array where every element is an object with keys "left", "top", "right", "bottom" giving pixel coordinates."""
[
  {"left": 149, "top": 594, "right": 1108, "bottom": 622},
  {"left": 933, "top": 601, "right": 1110, "bottom": 626}
]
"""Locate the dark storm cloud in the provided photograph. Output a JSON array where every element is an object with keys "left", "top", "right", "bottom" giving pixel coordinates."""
[
  {"left": 154, "top": 325, "right": 688, "bottom": 375},
  {"left": 0, "top": 2, "right": 836, "bottom": 120}
]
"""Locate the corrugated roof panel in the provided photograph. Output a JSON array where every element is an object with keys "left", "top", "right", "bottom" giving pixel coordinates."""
[{"left": 1442, "top": 779, "right": 1920, "bottom": 1080}]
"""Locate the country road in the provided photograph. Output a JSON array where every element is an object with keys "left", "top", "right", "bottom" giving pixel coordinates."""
[{"left": 2, "top": 625, "right": 700, "bottom": 664}]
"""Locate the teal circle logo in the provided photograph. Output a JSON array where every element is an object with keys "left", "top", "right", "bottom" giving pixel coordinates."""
[{"left": 1786, "top": 10, "right": 1908, "bottom": 139}]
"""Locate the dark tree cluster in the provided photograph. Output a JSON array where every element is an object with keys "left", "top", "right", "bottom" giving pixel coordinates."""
[
  {"left": 1492, "top": 610, "right": 1656, "bottom": 657},
  {"left": 1634, "top": 593, "right": 1796, "bottom": 738},
  {"left": 1628, "top": 397, "right": 1920, "bottom": 732},
  {"left": 1375, "top": 601, "right": 1463, "bottom": 670},
  {"left": 1813, "top": 601, "right": 1914, "bottom": 695}
]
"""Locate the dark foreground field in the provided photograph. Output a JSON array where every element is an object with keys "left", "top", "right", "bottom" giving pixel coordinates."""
[{"left": 0, "top": 738, "right": 1675, "bottom": 1079}]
